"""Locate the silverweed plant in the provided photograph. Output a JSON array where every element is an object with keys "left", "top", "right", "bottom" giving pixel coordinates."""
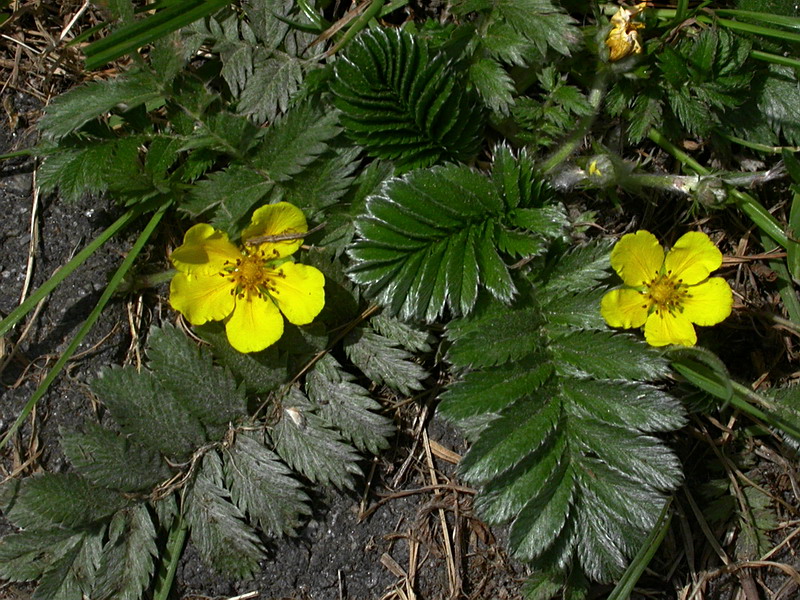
[{"left": 2, "top": 1, "right": 800, "bottom": 598}]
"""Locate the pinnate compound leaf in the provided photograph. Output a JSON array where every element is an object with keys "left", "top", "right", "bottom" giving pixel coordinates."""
[
  {"left": 495, "top": 0, "right": 579, "bottom": 58},
  {"left": 344, "top": 329, "right": 427, "bottom": 396},
  {"left": 438, "top": 247, "right": 685, "bottom": 583},
  {"left": 91, "top": 505, "right": 157, "bottom": 600},
  {"left": 306, "top": 354, "right": 394, "bottom": 454},
  {"left": 38, "top": 70, "right": 162, "bottom": 140},
  {"left": 186, "top": 452, "right": 264, "bottom": 578},
  {"left": 61, "top": 423, "right": 170, "bottom": 493},
  {"left": 332, "top": 27, "right": 484, "bottom": 171},
  {"left": 349, "top": 150, "right": 563, "bottom": 321},
  {"left": 271, "top": 389, "right": 362, "bottom": 489},
  {"left": 223, "top": 433, "right": 311, "bottom": 536},
  {"left": 2, "top": 473, "right": 127, "bottom": 530}
]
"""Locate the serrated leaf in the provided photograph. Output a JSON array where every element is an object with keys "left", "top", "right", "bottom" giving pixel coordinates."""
[
  {"left": 197, "top": 322, "right": 288, "bottom": 394},
  {"left": 440, "top": 273, "right": 685, "bottom": 583},
  {"left": 38, "top": 70, "right": 162, "bottom": 140},
  {"left": 237, "top": 52, "right": 304, "bottom": 122},
  {"left": 252, "top": 101, "right": 341, "bottom": 182},
  {"left": 349, "top": 156, "right": 560, "bottom": 321},
  {"left": 145, "top": 324, "right": 247, "bottom": 440},
  {"left": 3, "top": 473, "right": 128, "bottom": 530},
  {"left": 496, "top": 0, "right": 579, "bottom": 58},
  {"left": 469, "top": 57, "right": 515, "bottom": 114},
  {"left": 38, "top": 137, "right": 145, "bottom": 202},
  {"left": 306, "top": 354, "right": 394, "bottom": 454},
  {"left": 0, "top": 529, "right": 84, "bottom": 583},
  {"left": 186, "top": 452, "right": 264, "bottom": 578},
  {"left": 61, "top": 423, "right": 171, "bottom": 493},
  {"left": 370, "top": 314, "right": 433, "bottom": 353},
  {"left": 271, "top": 389, "right": 362, "bottom": 489},
  {"left": 33, "top": 530, "right": 103, "bottom": 600},
  {"left": 223, "top": 433, "right": 311, "bottom": 536},
  {"left": 344, "top": 329, "right": 427, "bottom": 396},
  {"left": 181, "top": 165, "right": 274, "bottom": 234},
  {"left": 331, "top": 27, "right": 484, "bottom": 170},
  {"left": 551, "top": 330, "right": 670, "bottom": 381},
  {"left": 279, "top": 146, "right": 362, "bottom": 218},
  {"left": 92, "top": 365, "right": 208, "bottom": 461},
  {"left": 92, "top": 505, "right": 157, "bottom": 600}
]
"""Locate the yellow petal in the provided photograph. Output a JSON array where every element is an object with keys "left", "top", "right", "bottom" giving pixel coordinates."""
[
  {"left": 241, "top": 202, "right": 308, "bottom": 259},
  {"left": 663, "top": 231, "right": 722, "bottom": 285},
  {"left": 610, "top": 230, "right": 664, "bottom": 287},
  {"left": 169, "top": 271, "right": 235, "bottom": 325},
  {"left": 225, "top": 291, "right": 284, "bottom": 353},
  {"left": 601, "top": 288, "right": 649, "bottom": 329},
  {"left": 644, "top": 310, "right": 697, "bottom": 347},
  {"left": 270, "top": 262, "right": 326, "bottom": 325},
  {"left": 681, "top": 277, "right": 733, "bottom": 326},
  {"left": 171, "top": 224, "right": 241, "bottom": 276}
]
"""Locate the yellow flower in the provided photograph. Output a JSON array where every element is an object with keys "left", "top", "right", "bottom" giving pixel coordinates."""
[
  {"left": 169, "top": 202, "right": 325, "bottom": 353},
  {"left": 600, "top": 230, "right": 732, "bottom": 347},
  {"left": 605, "top": 3, "right": 647, "bottom": 61}
]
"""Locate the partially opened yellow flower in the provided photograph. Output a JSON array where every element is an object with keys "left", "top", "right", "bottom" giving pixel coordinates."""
[
  {"left": 601, "top": 230, "right": 732, "bottom": 346},
  {"left": 169, "top": 202, "right": 325, "bottom": 353},
  {"left": 606, "top": 3, "right": 647, "bottom": 61}
]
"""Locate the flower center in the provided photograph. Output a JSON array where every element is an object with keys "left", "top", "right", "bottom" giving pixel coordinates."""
[
  {"left": 646, "top": 273, "right": 688, "bottom": 314},
  {"left": 223, "top": 252, "right": 282, "bottom": 299}
]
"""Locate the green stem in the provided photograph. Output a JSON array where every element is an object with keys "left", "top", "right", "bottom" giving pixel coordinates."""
[
  {"left": 721, "top": 133, "right": 800, "bottom": 154},
  {"left": 647, "top": 128, "right": 789, "bottom": 248},
  {"left": 0, "top": 205, "right": 145, "bottom": 338},
  {"left": 153, "top": 511, "right": 189, "bottom": 600},
  {"left": 0, "top": 148, "right": 37, "bottom": 161},
  {"left": 541, "top": 71, "right": 607, "bottom": 174},
  {"left": 0, "top": 201, "right": 170, "bottom": 451},
  {"left": 750, "top": 49, "right": 800, "bottom": 69}
]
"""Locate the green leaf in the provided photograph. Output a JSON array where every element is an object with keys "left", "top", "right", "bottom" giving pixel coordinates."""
[
  {"left": 33, "top": 530, "right": 103, "bottom": 600},
  {"left": 306, "top": 354, "right": 394, "bottom": 453},
  {"left": 271, "top": 389, "right": 362, "bottom": 489},
  {"left": 0, "top": 529, "right": 84, "bottom": 583},
  {"left": 331, "top": 27, "right": 484, "bottom": 171},
  {"left": 182, "top": 165, "right": 274, "bottom": 235},
  {"left": 37, "top": 137, "right": 145, "bottom": 203},
  {"left": 495, "top": 0, "right": 579, "bottom": 58},
  {"left": 61, "top": 423, "right": 171, "bottom": 493},
  {"left": 197, "top": 322, "right": 288, "bottom": 394},
  {"left": 186, "top": 452, "right": 264, "bottom": 578},
  {"left": 2, "top": 473, "right": 128, "bottom": 530},
  {"left": 349, "top": 152, "right": 563, "bottom": 321},
  {"left": 91, "top": 505, "right": 157, "bottom": 600},
  {"left": 237, "top": 52, "right": 305, "bottom": 122},
  {"left": 223, "top": 432, "right": 311, "bottom": 536},
  {"left": 370, "top": 314, "right": 433, "bottom": 353},
  {"left": 252, "top": 101, "right": 342, "bottom": 182},
  {"left": 439, "top": 271, "right": 684, "bottom": 583},
  {"left": 344, "top": 328, "right": 427, "bottom": 396},
  {"left": 469, "top": 57, "right": 515, "bottom": 114},
  {"left": 145, "top": 324, "right": 247, "bottom": 440},
  {"left": 91, "top": 364, "right": 208, "bottom": 461},
  {"left": 38, "top": 71, "right": 162, "bottom": 140}
]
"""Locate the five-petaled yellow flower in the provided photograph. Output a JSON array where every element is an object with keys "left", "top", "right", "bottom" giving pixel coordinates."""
[
  {"left": 169, "top": 202, "right": 325, "bottom": 353},
  {"left": 606, "top": 2, "right": 647, "bottom": 61},
  {"left": 600, "top": 230, "right": 733, "bottom": 347}
]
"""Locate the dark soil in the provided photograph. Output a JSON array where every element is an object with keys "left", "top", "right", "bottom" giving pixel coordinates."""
[{"left": 0, "top": 90, "right": 525, "bottom": 599}]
